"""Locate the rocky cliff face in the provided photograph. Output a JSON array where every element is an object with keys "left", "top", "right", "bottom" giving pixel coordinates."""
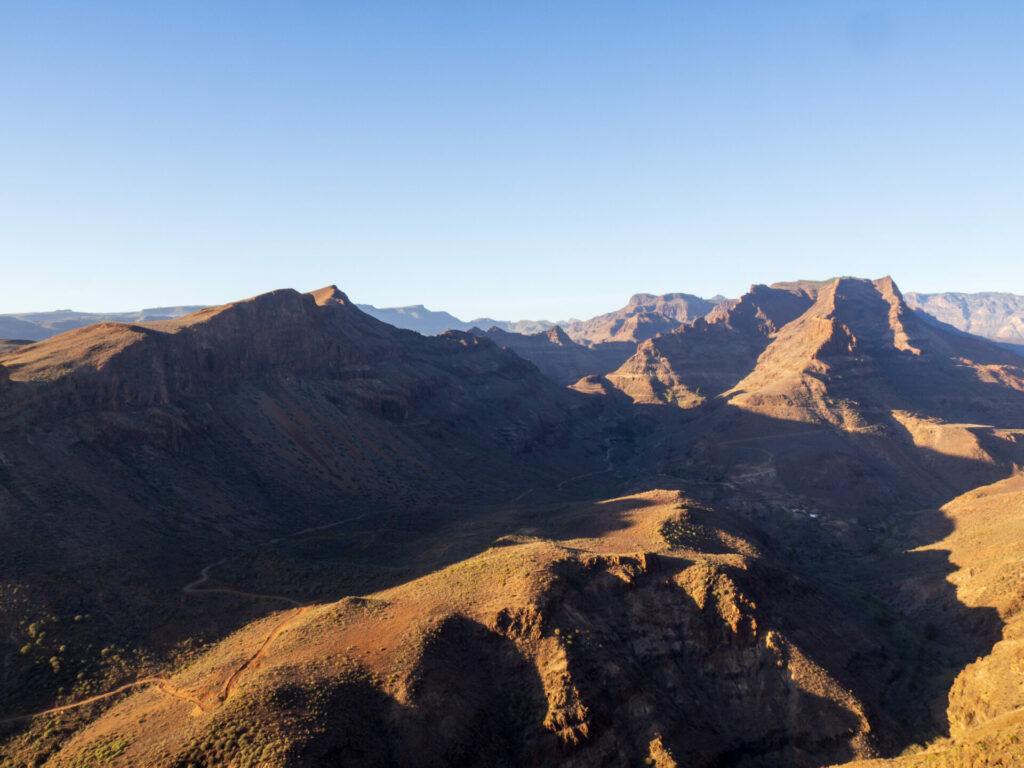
[
  {"left": 604, "top": 277, "right": 1024, "bottom": 421},
  {"left": 599, "top": 277, "right": 1024, "bottom": 519},
  {"left": 0, "top": 283, "right": 610, "bottom": 506},
  {"left": 1, "top": 287, "right": 400, "bottom": 415},
  {"left": 0, "top": 287, "right": 601, "bottom": 468}
]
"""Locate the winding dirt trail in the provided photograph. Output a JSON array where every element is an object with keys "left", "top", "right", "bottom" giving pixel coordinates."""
[
  {"left": 0, "top": 678, "right": 207, "bottom": 725},
  {"left": 1, "top": 513, "right": 369, "bottom": 725},
  {"left": 183, "top": 560, "right": 302, "bottom": 607},
  {"left": 219, "top": 606, "right": 312, "bottom": 702}
]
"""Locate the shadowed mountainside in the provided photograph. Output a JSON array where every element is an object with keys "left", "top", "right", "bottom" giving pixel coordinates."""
[
  {"left": 7, "top": 492, "right": 907, "bottom": 767},
  {"left": 2, "top": 277, "right": 1023, "bottom": 768},
  {"left": 0, "top": 286, "right": 608, "bottom": 725},
  {"left": 468, "top": 325, "right": 634, "bottom": 385},
  {"left": 831, "top": 472, "right": 1024, "bottom": 768}
]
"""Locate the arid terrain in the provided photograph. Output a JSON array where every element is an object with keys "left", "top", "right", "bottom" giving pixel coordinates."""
[{"left": 2, "top": 276, "right": 1023, "bottom": 767}]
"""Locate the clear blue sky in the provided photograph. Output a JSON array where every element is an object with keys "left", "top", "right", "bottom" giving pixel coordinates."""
[{"left": 1, "top": 1, "right": 1022, "bottom": 321}]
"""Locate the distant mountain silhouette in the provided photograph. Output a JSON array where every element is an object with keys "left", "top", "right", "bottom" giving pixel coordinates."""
[
  {"left": 0, "top": 305, "right": 206, "bottom": 341},
  {"left": 356, "top": 303, "right": 553, "bottom": 336},
  {"left": 356, "top": 293, "right": 733, "bottom": 344},
  {"left": 5, "top": 289, "right": 1023, "bottom": 354},
  {"left": 563, "top": 292, "right": 725, "bottom": 345},
  {"left": 905, "top": 290, "right": 1024, "bottom": 348}
]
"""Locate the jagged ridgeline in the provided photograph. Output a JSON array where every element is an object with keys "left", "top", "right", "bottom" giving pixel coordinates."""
[{"left": 1, "top": 277, "right": 1023, "bottom": 767}]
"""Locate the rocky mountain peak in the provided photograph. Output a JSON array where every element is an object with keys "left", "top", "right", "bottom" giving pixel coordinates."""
[
  {"left": 308, "top": 285, "right": 351, "bottom": 306},
  {"left": 543, "top": 325, "right": 575, "bottom": 346}
]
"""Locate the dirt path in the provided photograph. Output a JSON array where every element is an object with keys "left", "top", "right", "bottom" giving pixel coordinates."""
[
  {"left": 2, "top": 513, "right": 370, "bottom": 725},
  {"left": 184, "top": 560, "right": 302, "bottom": 607},
  {"left": 219, "top": 606, "right": 312, "bottom": 702},
  {"left": 268, "top": 513, "right": 367, "bottom": 544},
  {"left": 0, "top": 677, "right": 207, "bottom": 725}
]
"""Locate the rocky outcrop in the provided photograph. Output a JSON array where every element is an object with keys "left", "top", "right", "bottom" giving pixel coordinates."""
[{"left": 603, "top": 277, "right": 1024, "bottom": 420}]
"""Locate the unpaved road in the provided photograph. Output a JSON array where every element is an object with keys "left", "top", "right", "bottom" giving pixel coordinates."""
[
  {"left": 219, "top": 606, "right": 312, "bottom": 702},
  {"left": 0, "top": 677, "right": 207, "bottom": 725},
  {"left": 1, "top": 514, "right": 369, "bottom": 724},
  {"left": 184, "top": 559, "right": 302, "bottom": 607}
]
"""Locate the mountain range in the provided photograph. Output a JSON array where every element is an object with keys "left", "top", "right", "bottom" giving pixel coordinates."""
[
  {"left": 905, "top": 291, "right": 1024, "bottom": 351},
  {"left": 2, "top": 276, "right": 1024, "bottom": 767},
  {"left": 0, "top": 306, "right": 206, "bottom": 342},
  {"left": 8, "top": 288, "right": 1023, "bottom": 353}
]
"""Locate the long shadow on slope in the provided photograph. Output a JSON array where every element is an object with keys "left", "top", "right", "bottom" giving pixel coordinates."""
[
  {"left": 0, "top": 361, "right": 612, "bottom": 719},
  {"left": 214, "top": 496, "right": 655, "bottom": 606},
  {"left": 275, "top": 614, "right": 554, "bottom": 768},
  {"left": 643, "top": 400, "right": 1012, "bottom": 754},
  {"left": 175, "top": 556, "right": 873, "bottom": 768}
]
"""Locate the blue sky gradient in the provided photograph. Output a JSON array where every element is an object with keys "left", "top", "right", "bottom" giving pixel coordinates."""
[{"left": 1, "top": 1, "right": 1022, "bottom": 320}]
